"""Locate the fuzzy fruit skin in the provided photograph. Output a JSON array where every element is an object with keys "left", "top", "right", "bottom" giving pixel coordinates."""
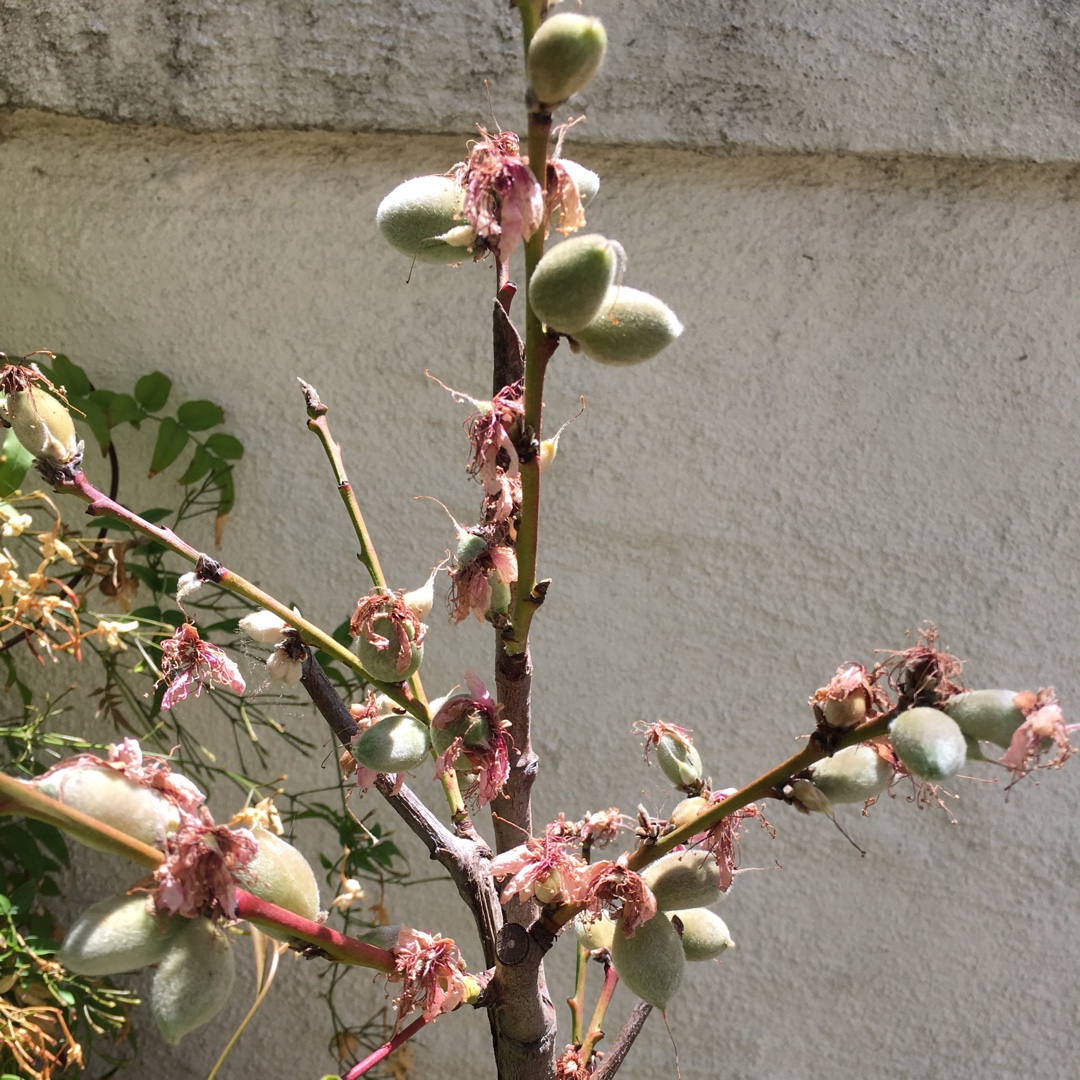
[
  {"left": 669, "top": 907, "right": 734, "bottom": 962},
  {"left": 60, "top": 893, "right": 179, "bottom": 976},
  {"left": 945, "top": 690, "right": 1025, "bottom": 752},
  {"left": 152, "top": 917, "right": 235, "bottom": 1044},
  {"left": 529, "top": 234, "right": 618, "bottom": 333},
  {"left": 610, "top": 913, "right": 684, "bottom": 1009},
  {"left": 352, "top": 714, "right": 431, "bottom": 773},
  {"left": 807, "top": 744, "right": 892, "bottom": 805},
  {"left": 376, "top": 175, "right": 470, "bottom": 264},
  {"left": 574, "top": 912, "right": 615, "bottom": 953},
  {"left": 558, "top": 159, "right": 600, "bottom": 205},
  {"left": 641, "top": 849, "right": 721, "bottom": 911},
  {"left": 234, "top": 827, "right": 320, "bottom": 940},
  {"left": 30, "top": 765, "right": 183, "bottom": 851},
  {"left": 655, "top": 733, "right": 703, "bottom": 788},
  {"left": 430, "top": 706, "right": 491, "bottom": 770},
  {"left": 8, "top": 387, "right": 79, "bottom": 464},
  {"left": 888, "top": 707, "right": 967, "bottom": 782},
  {"left": 668, "top": 796, "right": 709, "bottom": 831},
  {"left": 354, "top": 616, "right": 423, "bottom": 683},
  {"left": 571, "top": 286, "right": 684, "bottom": 365},
  {"left": 527, "top": 13, "right": 608, "bottom": 105}
]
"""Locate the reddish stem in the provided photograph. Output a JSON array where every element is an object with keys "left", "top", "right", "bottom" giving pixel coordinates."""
[{"left": 342, "top": 1013, "right": 429, "bottom": 1080}]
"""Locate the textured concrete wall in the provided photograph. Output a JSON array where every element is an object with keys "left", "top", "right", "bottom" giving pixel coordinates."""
[
  {"left": 3, "top": 1, "right": 1080, "bottom": 159},
  {"left": 2, "top": 2, "right": 1080, "bottom": 1079}
]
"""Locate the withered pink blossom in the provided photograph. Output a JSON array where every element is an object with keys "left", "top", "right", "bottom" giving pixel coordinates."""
[
  {"left": 878, "top": 626, "right": 965, "bottom": 701},
  {"left": 489, "top": 819, "right": 593, "bottom": 906},
  {"left": 812, "top": 662, "right": 886, "bottom": 728},
  {"left": 579, "top": 807, "right": 623, "bottom": 849},
  {"left": 448, "top": 540, "right": 518, "bottom": 624},
  {"left": 158, "top": 622, "right": 245, "bottom": 711},
  {"left": 555, "top": 1046, "right": 588, "bottom": 1079},
  {"left": 344, "top": 693, "right": 384, "bottom": 792},
  {"left": 1001, "top": 688, "right": 1077, "bottom": 782},
  {"left": 389, "top": 926, "right": 469, "bottom": 1028},
  {"left": 153, "top": 807, "right": 257, "bottom": 919},
  {"left": 459, "top": 129, "right": 544, "bottom": 261},
  {"left": 465, "top": 381, "right": 524, "bottom": 495},
  {"left": 581, "top": 858, "right": 657, "bottom": 937},
  {"left": 106, "top": 738, "right": 206, "bottom": 814},
  {"left": 692, "top": 788, "right": 772, "bottom": 893},
  {"left": 432, "top": 672, "right": 512, "bottom": 807},
  {"left": 349, "top": 590, "right": 427, "bottom": 677}
]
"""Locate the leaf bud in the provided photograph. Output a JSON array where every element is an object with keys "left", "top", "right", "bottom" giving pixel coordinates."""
[
  {"left": 669, "top": 907, "right": 734, "bottom": 962},
  {"left": 888, "top": 706, "right": 967, "bottom": 782},
  {"left": 7, "top": 386, "right": 79, "bottom": 465},
  {"left": 59, "top": 892, "right": 179, "bottom": 976},
  {"left": 609, "top": 912, "right": 684, "bottom": 1009},
  {"left": 352, "top": 714, "right": 431, "bottom": 774},
  {"left": 151, "top": 916, "right": 235, "bottom": 1044},
  {"left": 234, "top": 827, "right": 321, "bottom": 939},
  {"left": 529, "top": 234, "right": 621, "bottom": 333},
  {"left": 641, "top": 849, "right": 722, "bottom": 911},
  {"left": 806, "top": 744, "right": 892, "bottom": 805},
  {"left": 527, "top": 13, "right": 608, "bottom": 105},
  {"left": 571, "top": 287, "right": 684, "bottom": 365},
  {"left": 376, "top": 175, "right": 472, "bottom": 264}
]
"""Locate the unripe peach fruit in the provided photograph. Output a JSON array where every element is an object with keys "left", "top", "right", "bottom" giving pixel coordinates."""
[
  {"left": 151, "top": 917, "right": 235, "bottom": 1044},
  {"left": 888, "top": 707, "right": 967, "bottom": 782},
  {"left": 944, "top": 689, "right": 1026, "bottom": 752},
  {"left": 610, "top": 912, "right": 684, "bottom": 1009},
  {"left": 8, "top": 387, "right": 79, "bottom": 464},
  {"left": 529, "top": 234, "right": 619, "bottom": 333},
  {"left": 807, "top": 744, "right": 892, "bottom": 805},
  {"left": 527, "top": 14, "right": 607, "bottom": 105},
  {"left": 641, "top": 849, "right": 721, "bottom": 911},
  {"left": 669, "top": 907, "right": 734, "bottom": 962},
  {"left": 376, "top": 175, "right": 471, "bottom": 264},
  {"left": 234, "top": 827, "right": 320, "bottom": 939},
  {"left": 654, "top": 732, "right": 703, "bottom": 788},
  {"left": 354, "top": 616, "right": 423, "bottom": 683},
  {"left": 574, "top": 912, "right": 615, "bottom": 952},
  {"left": 60, "top": 892, "right": 179, "bottom": 976},
  {"left": 352, "top": 714, "right": 431, "bottom": 773},
  {"left": 571, "top": 287, "right": 684, "bottom": 365}
]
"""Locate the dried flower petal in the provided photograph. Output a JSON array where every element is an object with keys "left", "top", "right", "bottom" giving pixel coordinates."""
[
  {"left": 158, "top": 623, "right": 245, "bottom": 710},
  {"left": 389, "top": 926, "right": 469, "bottom": 1028}
]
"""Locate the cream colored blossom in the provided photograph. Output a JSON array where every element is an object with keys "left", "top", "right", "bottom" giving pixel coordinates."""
[{"left": 93, "top": 618, "right": 140, "bottom": 650}]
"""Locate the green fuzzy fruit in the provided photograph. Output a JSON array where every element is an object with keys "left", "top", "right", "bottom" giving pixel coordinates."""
[
  {"left": 376, "top": 175, "right": 471, "bottom": 264},
  {"left": 571, "top": 287, "right": 684, "bottom": 365},
  {"left": 359, "top": 924, "right": 402, "bottom": 951},
  {"left": 888, "top": 707, "right": 967, "bottom": 782},
  {"left": 807, "top": 744, "right": 892, "bottom": 805},
  {"left": 668, "top": 796, "right": 709, "bottom": 831},
  {"left": 529, "top": 234, "right": 619, "bottom": 333},
  {"left": 487, "top": 573, "right": 511, "bottom": 616},
  {"left": 456, "top": 530, "right": 488, "bottom": 566},
  {"left": 31, "top": 765, "right": 183, "bottom": 851},
  {"left": 655, "top": 732, "right": 703, "bottom": 788},
  {"left": 431, "top": 705, "right": 491, "bottom": 770},
  {"left": 558, "top": 159, "right": 600, "bottom": 206},
  {"left": 352, "top": 714, "right": 431, "bottom": 773},
  {"left": 669, "top": 907, "right": 734, "bottom": 962},
  {"left": 528, "top": 13, "right": 608, "bottom": 105},
  {"left": 610, "top": 913, "right": 684, "bottom": 1009},
  {"left": 574, "top": 912, "right": 615, "bottom": 953},
  {"left": 945, "top": 689, "right": 1026, "bottom": 751},
  {"left": 354, "top": 616, "right": 423, "bottom": 683},
  {"left": 60, "top": 892, "right": 179, "bottom": 976},
  {"left": 234, "top": 827, "right": 320, "bottom": 939},
  {"left": 9, "top": 387, "right": 79, "bottom": 464},
  {"left": 152, "top": 917, "right": 235, "bottom": 1044},
  {"left": 641, "top": 849, "right": 721, "bottom": 911}
]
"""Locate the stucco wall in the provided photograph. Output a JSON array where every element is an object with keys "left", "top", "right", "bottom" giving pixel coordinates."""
[{"left": 2, "top": 3, "right": 1079, "bottom": 1080}]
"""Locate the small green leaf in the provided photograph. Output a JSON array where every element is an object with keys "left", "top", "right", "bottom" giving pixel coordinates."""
[
  {"left": 87, "top": 388, "right": 117, "bottom": 412},
  {"left": 135, "top": 371, "right": 173, "bottom": 411},
  {"left": 138, "top": 506, "right": 173, "bottom": 524},
  {"left": 149, "top": 416, "right": 189, "bottom": 477},
  {"left": 0, "top": 427, "right": 33, "bottom": 497},
  {"left": 177, "top": 399, "right": 225, "bottom": 431},
  {"left": 24, "top": 820, "right": 68, "bottom": 866},
  {"left": 205, "top": 432, "right": 244, "bottom": 460},
  {"left": 49, "top": 354, "right": 91, "bottom": 397},
  {"left": 177, "top": 445, "right": 214, "bottom": 485},
  {"left": 107, "top": 392, "right": 146, "bottom": 428}
]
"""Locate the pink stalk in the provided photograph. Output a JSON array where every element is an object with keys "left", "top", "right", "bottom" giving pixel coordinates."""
[{"left": 341, "top": 1013, "right": 430, "bottom": 1080}]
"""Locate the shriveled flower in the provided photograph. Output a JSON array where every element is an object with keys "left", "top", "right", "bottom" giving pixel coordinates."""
[
  {"left": 545, "top": 158, "right": 586, "bottom": 236},
  {"left": 349, "top": 589, "right": 426, "bottom": 677},
  {"left": 458, "top": 129, "right": 544, "bottom": 261},
  {"left": 91, "top": 617, "right": 139, "bottom": 651},
  {"left": 389, "top": 926, "right": 469, "bottom": 1027},
  {"left": 581, "top": 858, "right": 657, "bottom": 937},
  {"left": 879, "top": 626, "right": 965, "bottom": 702},
  {"left": 154, "top": 807, "right": 257, "bottom": 919},
  {"left": 693, "top": 787, "right": 772, "bottom": 893},
  {"left": 0, "top": 503, "right": 33, "bottom": 537},
  {"left": 344, "top": 692, "right": 388, "bottom": 792},
  {"left": 1001, "top": 688, "right": 1077, "bottom": 783},
  {"left": 555, "top": 1046, "right": 588, "bottom": 1079},
  {"left": 579, "top": 807, "right": 623, "bottom": 849},
  {"left": 489, "top": 819, "right": 593, "bottom": 907},
  {"left": 38, "top": 524, "right": 77, "bottom": 565},
  {"left": 448, "top": 538, "right": 518, "bottom": 624},
  {"left": 329, "top": 876, "right": 367, "bottom": 912},
  {"left": 432, "top": 672, "right": 511, "bottom": 807},
  {"left": 812, "top": 662, "right": 885, "bottom": 729},
  {"left": 228, "top": 795, "right": 284, "bottom": 835},
  {"left": 106, "top": 737, "right": 206, "bottom": 815},
  {"left": 639, "top": 721, "right": 695, "bottom": 766},
  {"left": 158, "top": 622, "right": 246, "bottom": 710}
]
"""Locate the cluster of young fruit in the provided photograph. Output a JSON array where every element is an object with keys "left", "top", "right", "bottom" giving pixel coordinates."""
[{"left": 26, "top": 751, "right": 321, "bottom": 1043}]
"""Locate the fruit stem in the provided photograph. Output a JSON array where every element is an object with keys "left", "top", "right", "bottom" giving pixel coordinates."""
[
  {"left": 342, "top": 1013, "right": 430, "bottom": 1080},
  {"left": 579, "top": 961, "right": 620, "bottom": 1065},
  {"left": 568, "top": 940, "right": 589, "bottom": 1044}
]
